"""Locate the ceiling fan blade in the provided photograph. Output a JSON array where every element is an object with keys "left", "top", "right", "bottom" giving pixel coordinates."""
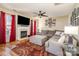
[
  {"left": 38, "top": 13, "right": 41, "bottom": 16},
  {"left": 33, "top": 10, "right": 48, "bottom": 17},
  {"left": 41, "top": 12, "right": 46, "bottom": 14},
  {"left": 42, "top": 15, "right": 48, "bottom": 17}
]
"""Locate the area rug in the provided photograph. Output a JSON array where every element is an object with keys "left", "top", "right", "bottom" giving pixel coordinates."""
[{"left": 10, "top": 40, "right": 48, "bottom": 56}]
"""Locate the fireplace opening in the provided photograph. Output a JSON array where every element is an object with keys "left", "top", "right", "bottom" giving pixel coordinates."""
[{"left": 21, "top": 31, "right": 27, "bottom": 38}]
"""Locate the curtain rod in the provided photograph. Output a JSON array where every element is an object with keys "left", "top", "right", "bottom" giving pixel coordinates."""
[{"left": 0, "top": 11, "right": 16, "bottom": 15}]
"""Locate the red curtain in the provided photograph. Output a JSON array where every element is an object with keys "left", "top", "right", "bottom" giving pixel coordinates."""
[
  {"left": 10, "top": 15, "right": 16, "bottom": 42},
  {"left": 34, "top": 20, "right": 36, "bottom": 35},
  {"left": 30, "top": 20, "right": 33, "bottom": 36},
  {"left": 0, "top": 11, "right": 6, "bottom": 44}
]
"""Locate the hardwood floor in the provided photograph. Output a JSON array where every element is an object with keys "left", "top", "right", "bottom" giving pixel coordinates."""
[
  {"left": 0, "top": 41, "right": 17, "bottom": 56},
  {"left": 0, "top": 39, "right": 57, "bottom": 56},
  {"left": 0, "top": 39, "right": 48, "bottom": 56}
]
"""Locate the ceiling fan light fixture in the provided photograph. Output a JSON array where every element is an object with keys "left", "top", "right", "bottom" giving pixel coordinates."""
[{"left": 33, "top": 10, "right": 48, "bottom": 17}]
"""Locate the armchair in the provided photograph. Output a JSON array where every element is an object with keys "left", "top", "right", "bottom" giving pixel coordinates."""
[{"left": 45, "top": 33, "right": 65, "bottom": 56}]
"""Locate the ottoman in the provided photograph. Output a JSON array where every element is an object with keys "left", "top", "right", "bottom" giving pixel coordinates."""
[{"left": 29, "top": 35, "right": 47, "bottom": 46}]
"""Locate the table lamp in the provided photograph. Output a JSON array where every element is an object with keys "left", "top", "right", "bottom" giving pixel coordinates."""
[
  {"left": 64, "top": 26, "right": 79, "bottom": 55},
  {"left": 64, "top": 26, "right": 79, "bottom": 44}
]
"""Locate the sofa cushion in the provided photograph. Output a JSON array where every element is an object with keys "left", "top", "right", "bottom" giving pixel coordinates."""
[
  {"left": 58, "top": 35, "right": 65, "bottom": 45},
  {"left": 55, "top": 31, "right": 61, "bottom": 35}
]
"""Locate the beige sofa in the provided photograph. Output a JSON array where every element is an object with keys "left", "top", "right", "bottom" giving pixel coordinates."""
[{"left": 45, "top": 31, "right": 77, "bottom": 56}]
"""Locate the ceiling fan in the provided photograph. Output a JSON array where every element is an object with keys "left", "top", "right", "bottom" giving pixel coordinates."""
[{"left": 33, "top": 11, "right": 48, "bottom": 17}]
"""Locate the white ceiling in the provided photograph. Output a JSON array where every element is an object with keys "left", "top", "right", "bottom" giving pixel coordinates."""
[{"left": 1, "top": 3, "right": 75, "bottom": 17}]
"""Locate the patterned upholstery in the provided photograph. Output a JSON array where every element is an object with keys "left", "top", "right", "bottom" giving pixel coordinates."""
[{"left": 37, "top": 30, "right": 56, "bottom": 39}]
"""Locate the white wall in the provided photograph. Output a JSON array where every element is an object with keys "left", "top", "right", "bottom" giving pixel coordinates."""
[
  {"left": 33, "top": 16, "right": 69, "bottom": 31},
  {"left": 54, "top": 15, "right": 69, "bottom": 30},
  {"left": 32, "top": 17, "right": 48, "bottom": 32}
]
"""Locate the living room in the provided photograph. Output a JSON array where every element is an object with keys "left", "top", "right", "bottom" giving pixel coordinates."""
[{"left": 0, "top": 3, "right": 79, "bottom": 56}]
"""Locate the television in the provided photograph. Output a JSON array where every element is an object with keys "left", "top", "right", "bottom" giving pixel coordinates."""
[{"left": 18, "top": 15, "right": 30, "bottom": 25}]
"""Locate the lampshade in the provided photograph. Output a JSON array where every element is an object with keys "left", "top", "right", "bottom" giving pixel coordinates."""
[{"left": 64, "top": 26, "right": 79, "bottom": 35}]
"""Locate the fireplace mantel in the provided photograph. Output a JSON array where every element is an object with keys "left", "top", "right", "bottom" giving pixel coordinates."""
[{"left": 16, "top": 27, "right": 29, "bottom": 40}]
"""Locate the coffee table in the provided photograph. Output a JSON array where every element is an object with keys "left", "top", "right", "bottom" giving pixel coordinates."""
[{"left": 29, "top": 35, "right": 47, "bottom": 46}]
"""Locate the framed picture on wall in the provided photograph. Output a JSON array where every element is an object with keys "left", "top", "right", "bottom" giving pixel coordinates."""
[{"left": 45, "top": 18, "right": 56, "bottom": 28}]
